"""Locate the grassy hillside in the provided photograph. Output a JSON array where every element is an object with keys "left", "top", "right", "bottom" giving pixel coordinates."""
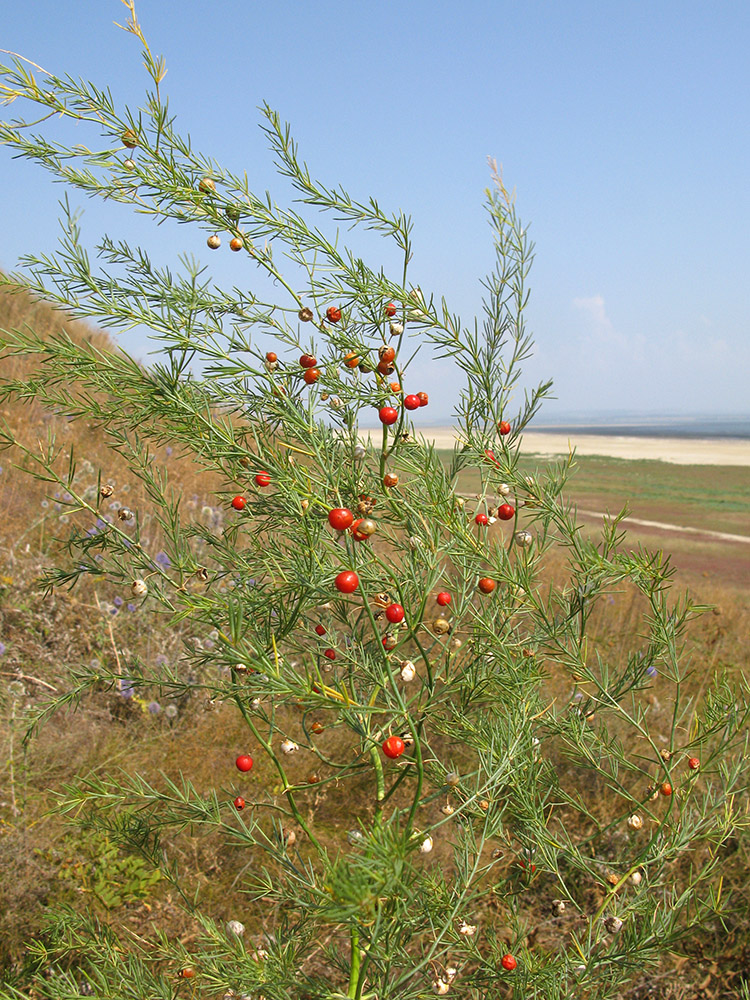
[{"left": 1, "top": 285, "right": 749, "bottom": 999}]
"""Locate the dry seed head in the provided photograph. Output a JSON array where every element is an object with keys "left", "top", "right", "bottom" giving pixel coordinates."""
[
  {"left": 100, "top": 484, "right": 114, "bottom": 498},
  {"left": 627, "top": 814, "right": 643, "bottom": 830}
]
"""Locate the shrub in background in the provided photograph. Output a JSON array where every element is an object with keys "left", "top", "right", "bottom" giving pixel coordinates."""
[{"left": 1, "top": 7, "right": 748, "bottom": 999}]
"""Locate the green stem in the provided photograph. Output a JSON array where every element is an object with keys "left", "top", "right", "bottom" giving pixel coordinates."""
[{"left": 347, "top": 928, "right": 361, "bottom": 998}]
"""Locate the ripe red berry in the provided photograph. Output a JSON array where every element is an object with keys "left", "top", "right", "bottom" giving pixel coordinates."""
[
  {"left": 343, "top": 351, "right": 360, "bottom": 368},
  {"left": 497, "top": 503, "right": 515, "bottom": 520},
  {"left": 265, "top": 351, "right": 278, "bottom": 364},
  {"left": 235, "top": 754, "right": 254, "bottom": 772},
  {"left": 403, "top": 394, "right": 421, "bottom": 411},
  {"left": 475, "top": 513, "right": 489, "bottom": 526},
  {"left": 498, "top": 420, "right": 511, "bottom": 435},
  {"left": 335, "top": 571, "right": 359, "bottom": 594},
  {"left": 436, "top": 591, "right": 452, "bottom": 607},
  {"left": 385, "top": 603, "right": 405, "bottom": 624},
  {"left": 383, "top": 473, "right": 399, "bottom": 488},
  {"left": 416, "top": 392, "right": 429, "bottom": 407},
  {"left": 385, "top": 302, "right": 397, "bottom": 317},
  {"left": 660, "top": 782, "right": 673, "bottom": 796},
  {"left": 688, "top": 757, "right": 700, "bottom": 770},
  {"left": 478, "top": 578, "right": 496, "bottom": 594},
  {"left": 326, "top": 306, "right": 342, "bottom": 323},
  {"left": 379, "top": 406, "right": 398, "bottom": 425},
  {"left": 231, "top": 496, "right": 247, "bottom": 511},
  {"left": 382, "top": 735, "right": 406, "bottom": 759},
  {"left": 328, "top": 507, "right": 354, "bottom": 531},
  {"left": 314, "top": 624, "right": 326, "bottom": 636},
  {"left": 299, "top": 354, "right": 317, "bottom": 368},
  {"left": 254, "top": 472, "right": 271, "bottom": 487},
  {"left": 234, "top": 796, "right": 246, "bottom": 810},
  {"left": 379, "top": 345, "right": 396, "bottom": 364},
  {"left": 501, "top": 954, "right": 517, "bottom": 972},
  {"left": 303, "top": 368, "right": 320, "bottom": 384},
  {"left": 324, "top": 648, "right": 336, "bottom": 661},
  {"left": 178, "top": 968, "right": 197, "bottom": 979}
]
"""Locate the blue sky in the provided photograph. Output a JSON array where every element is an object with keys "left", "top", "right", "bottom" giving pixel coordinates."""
[{"left": 1, "top": 0, "right": 748, "bottom": 421}]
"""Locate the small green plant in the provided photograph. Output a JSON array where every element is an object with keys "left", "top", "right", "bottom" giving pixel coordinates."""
[
  {"left": 1, "top": 5, "right": 749, "bottom": 999},
  {"left": 36, "top": 825, "right": 162, "bottom": 910}
]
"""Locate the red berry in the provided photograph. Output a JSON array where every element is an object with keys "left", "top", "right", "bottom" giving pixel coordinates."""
[
  {"left": 265, "top": 351, "right": 278, "bottom": 364},
  {"left": 231, "top": 496, "right": 247, "bottom": 511},
  {"left": 403, "top": 394, "right": 421, "bottom": 410},
  {"left": 385, "top": 302, "right": 397, "bottom": 317},
  {"left": 314, "top": 624, "right": 326, "bottom": 636},
  {"left": 343, "top": 351, "right": 360, "bottom": 368},
  {"left": 229, "top": 236, "right": 244, "bottom": 252},
  {"left": 688, "top": 757, "right": 700, "bottom": 770},
  {"left": 324, "top": 648, "right": 336, "bottom": 661},
  {"left": 328, "top": 507, "right": 354, "bottom": 531},
  {"left": 484, "top": 448, "right": 499, "bottom": 465},
  {"left": 416, "top": 392, "right": 429, "bottom": 407},
  {"left": 379, "top": 345, "right": 396, "bottom": 364},
  {"left": 335, "top": 571, "right": 359, "bottom": 594},
  {"left": 498, "top": 420, "right": 511, "bottom": 435},
  {"left": 379, "top": 406, "right": 398, "bottom": 425},
  {"left": 497, "top": 503, "right": 515, "bottom": 520},
  {"left": 660, "top": 782, "right": 673, "bottom": 796},
  {"left": 254, "top": 472, "right": 271, "bottom": 487},
  {"left": 326, "top": 306, "right": 342, "bottom": 323},
  {"left": 383, "top": 473, "right": 399, "bottom": 488},
  {"left": 501, "top": 954, "right": 517, "bottom": 972},
  {"left": 475, "top": 513, "right": 489, "bottom": 526},
  {"left": 303, "top": 368, "right": 320, "bottom": 384},
  {"left": 235, "top": 754, "right": 254, "bottom": 772},
  {"left": 382, "top": 735, "right": 406, "bottom": 759},
  {"left": 385, "top": 603, "right": 405, "bottom": 624},
  {"left": 299, "top": 354, "right": 317, "bottom": 368},
  {"left": 234, "top": 796, "right": 246, "bottom": 810},
  {"left": 478, "top": 578, "right": 496, "bottom": 594},
  {"left": 436, "top": 591, "right": 452, "bottom": 606}
]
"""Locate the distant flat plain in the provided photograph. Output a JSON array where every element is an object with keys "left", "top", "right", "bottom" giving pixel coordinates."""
[{"left": 362, "top": 426, "right": 750, "bottom": 589}]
